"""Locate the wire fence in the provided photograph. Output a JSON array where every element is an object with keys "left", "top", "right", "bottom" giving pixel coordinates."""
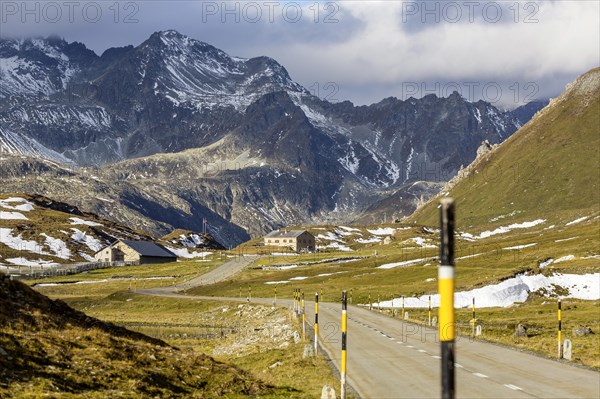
[{"left": 2, "top": 260, "right": 140, "bottom": 279}]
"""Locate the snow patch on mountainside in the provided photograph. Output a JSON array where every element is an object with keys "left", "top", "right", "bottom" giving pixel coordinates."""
[
  {"left": 0, "top": 126, "right": 73, "bottom": 164},
  {"left": 0, "top": 38, "right": 78, "bottom": 98},
  {"left": 69, "top": 217, "right": 103, "bottom": 227},
  {"left": 70, "top": 228, "right": 104, "bottom": 252},
  {"left": 0, "top": 197, "right": 34, "bottom": 211},
  {"left": 0, "top": 211, "right": 28, "bottom": 220}
]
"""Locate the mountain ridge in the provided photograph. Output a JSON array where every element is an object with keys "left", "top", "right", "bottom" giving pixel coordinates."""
[
  {"left": 407, "top": 67, "right": 600, "bottom": 229},
  {"left": 0, "top": 30, "right": 548, "bottom": 245}
]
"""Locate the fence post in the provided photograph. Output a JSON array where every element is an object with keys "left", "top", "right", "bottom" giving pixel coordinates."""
[
  {"left": 341, "top": 290, "right": 348, "bottom": 399},
  {"left": 314, "top": 292, "right": 319, "bottom": 354},
  {"left": 369, "top": 293, "right": 372, "bottom": 311},
  {"left": 439, "top": 198, "right": 456, "bottom": 399}
]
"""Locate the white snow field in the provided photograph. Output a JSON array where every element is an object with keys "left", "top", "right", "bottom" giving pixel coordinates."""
[{"left": 375, "top": 273, "right": 600, "bottom": 309}]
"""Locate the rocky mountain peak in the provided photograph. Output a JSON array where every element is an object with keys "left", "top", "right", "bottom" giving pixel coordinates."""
[{"left": 0, "top": 33, "right": 552, "bottom": 245}]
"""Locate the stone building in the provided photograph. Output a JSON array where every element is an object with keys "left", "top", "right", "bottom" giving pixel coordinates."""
[
  {"left": 94, "top": 239, "right": 177, "bottom": 264},
  {"left": 264, "top": 230, "right": 315, "bottom": 252}
]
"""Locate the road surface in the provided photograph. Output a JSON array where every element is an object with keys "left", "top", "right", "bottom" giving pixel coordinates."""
[
  {"left": 139, "top": 255, "right": 257, "bottom": 294},
  {"left": 137, "top": 256, "right": 600, "bottom": 399}
]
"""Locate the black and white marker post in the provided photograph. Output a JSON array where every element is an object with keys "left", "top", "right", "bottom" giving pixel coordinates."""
[
  {"left": 439, "top": 198, "right": 456, "bottom": 399},
  {"left": 302, "top": 291, "right": 306, "bottom": 341},
  {"left": 314, "top": 292, "right": 319, "bottom": 354}
]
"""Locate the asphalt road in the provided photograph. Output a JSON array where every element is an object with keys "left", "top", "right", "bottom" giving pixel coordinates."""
[
  {"left": 308, "top": 301, "right": 600, "bottom": 399},
  {"left": 138, "top": 254, "right": 257, "bottom": 294},
  {"left": 136, "top": 256, "right": 600, "bottom": 399}
]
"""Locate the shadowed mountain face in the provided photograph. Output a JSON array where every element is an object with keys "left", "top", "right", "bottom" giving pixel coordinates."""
[{"left": 0, "top": 31, "right": 546, "bottom": 245}]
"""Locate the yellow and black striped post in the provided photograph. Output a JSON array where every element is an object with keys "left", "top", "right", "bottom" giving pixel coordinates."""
[
  {"left": 350, "top": 288, "right": 353, "bottom": 305},
  {"left": 314, "top": 292, "right": 319, "bottom": 354},
  {"left": 239, "top": 286, "right": 242, "bottom": 299},
  {"left": 558, "top": 299, "right": 562, "bottom": 358},
  {"left": 439, "top": 198, "right": 456, "bottom": 399},
  {"left": 428, "top": 295, "right": 432, "bottom": 326},
  {"left": 294, "top": 288, "right": 299, "bottom": 314},
  {"left": 297, "top": 289, "right": 301, "bottom": 315},
  {"left": 341, "top": 290, "right": 348, "bottom": 399},
  {"left": 402, "top": 295, "right": 405, "bottom": 320},
  {"left": 302, "top": 291, "right": 306, "bottom": 341},
  {"left": 471, "top": 297, "right": 475, "bottom": 337},
  {"left": 378, "top": 295, "right": 381, "bottom": 312}
]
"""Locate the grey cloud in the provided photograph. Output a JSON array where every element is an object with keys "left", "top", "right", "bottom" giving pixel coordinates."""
[{"left": 0, "top": 0, "right": 597, "bottom": 106}]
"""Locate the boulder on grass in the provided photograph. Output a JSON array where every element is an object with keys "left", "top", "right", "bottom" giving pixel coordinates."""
[{"left": 513, "top": 324, "right": 528, "bottom": 338}]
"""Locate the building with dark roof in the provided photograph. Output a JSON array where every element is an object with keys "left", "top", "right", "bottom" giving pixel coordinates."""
[
  {"left": 264, "top": 230, "right": 315, "bottom": 252},
  {"left": 94, "top": 239, "right": 177, "bottom": 264}
]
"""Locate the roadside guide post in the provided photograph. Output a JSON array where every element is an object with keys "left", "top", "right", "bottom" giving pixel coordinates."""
[{"left": 439, "top": 198, "right": 456, "bottom": 399}]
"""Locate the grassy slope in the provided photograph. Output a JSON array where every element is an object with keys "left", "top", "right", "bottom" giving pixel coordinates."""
[
  {"left": 408, "top": 68, "right": 600, "bottom": 230},
  {"left": 0, "top": 276, "right": 290, "bottom": 398},
  {"left": 0, "top": 193, "right": 153, "bottom": 264},
  {"left": 28, "top": 259, "right": 348, "bottom": 398}
]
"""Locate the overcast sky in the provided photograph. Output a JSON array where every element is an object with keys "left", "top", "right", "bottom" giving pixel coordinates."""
[{"left": 2, "top": 0, "right": 599, "bottom": 109}]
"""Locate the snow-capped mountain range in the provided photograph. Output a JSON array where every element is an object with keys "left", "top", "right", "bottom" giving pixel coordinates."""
[{"left": 0, "top": 31, "right": 545, "bottom": 245}]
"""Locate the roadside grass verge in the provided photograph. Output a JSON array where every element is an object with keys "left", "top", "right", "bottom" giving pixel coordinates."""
[
  {"left": 28, "top": 258, "right": 225, "bottom": 300},
  {"left": 59, "top": 291, "right": 344, "bottom": 398},
  {"left": 370, "top": 298, "right": 599, "bottom": 370}
]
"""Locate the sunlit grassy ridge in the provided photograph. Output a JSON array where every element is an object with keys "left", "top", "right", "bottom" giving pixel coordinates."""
[
  {"left": 408, "top": 68, "right": 600, "bottom": 229},
  {"left": 0, "top": 276, "right": 295, "bottom": 398}
]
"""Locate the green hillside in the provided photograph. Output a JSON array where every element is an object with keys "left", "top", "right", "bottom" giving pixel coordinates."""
[
  {"left": 0, "top": 275, "right": 289, "bottom": 398},
  {"left": 408, "top": 67, "right": 600, "bottom": 230}
]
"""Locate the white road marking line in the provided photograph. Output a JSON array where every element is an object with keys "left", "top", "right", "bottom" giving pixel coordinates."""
[
  {"left": 473, "top": 373, "right": 488, "bottom": 378},
  {"left": 406, "top": 345, "right": 415, "bottom": 348},
  {"left": 396, "top": 341, "right": 403, "bottom": 344},
  {"left": 388, "top": 337, "right": 395, "bottom": 340},
  {"left": 417, "top": 349, "right": 427, "bottom": 353},
  {"left": 504, "top": 384, "right": 522, "bottom": 391},
  {"left": 454, "top": 363, "right": 464, "bottom": 368},
  {"left": 432, "top": 355, "right": 441, "bottom": 359}
]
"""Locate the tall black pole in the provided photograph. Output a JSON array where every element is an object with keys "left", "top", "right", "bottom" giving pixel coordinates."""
[{"left": 439, "top": 198, "right": 456, "bottom": 399}]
